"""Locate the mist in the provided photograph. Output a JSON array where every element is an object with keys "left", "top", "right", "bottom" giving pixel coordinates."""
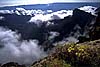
[{"left": 0, "top": 27, "right": 46, "bottom": 66}]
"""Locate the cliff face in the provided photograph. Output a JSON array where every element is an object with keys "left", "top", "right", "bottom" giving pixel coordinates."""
[{"left": 89, "top": 9, "right": 100, "bottom": 40}]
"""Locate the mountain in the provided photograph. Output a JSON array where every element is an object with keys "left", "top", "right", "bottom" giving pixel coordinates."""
[
  {"left": 47, "top": 8, "right": 95, "bottom": 42},
  {"left": 89, "top": 8, "right": 100, "bottom": 40},
  {"left": 0, "top": 6, "right": 99, "bottom": 49},
  {"left": 0, "top": 5, "right": 100, "bottom": 67},
  {"left": 0, "top": 7, "right": 97, "bottom": 49}
]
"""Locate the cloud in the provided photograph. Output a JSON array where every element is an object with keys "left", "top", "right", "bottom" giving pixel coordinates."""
[
  {"left": 28, "top": 6, "right": 97, "bottom": 25},
  {"left": 0, "top": 16, "right": 5, "bottom": 20},
  {"left": 78, "top": 6, "right": 97, "bottom": 16},
  {"left": 0, "top": 10, "right": 14, "bottom": 14},
  {"left": 0, "top": 6, "right": 97, "bottom": 16},
  {"left": 48, "top": 31, "right": 60, "bottom": 40},
  {"left": 28, "top": 9, "right": 73, "bottom": 26},
  {"left": 29, "top": 9, "right": 73, "bottom": 21},
  {"left": 64, "top": 37, "right": 79, "bottom": 43},
  {"left": 0, "top": 27, "right": 46, "bottom": 66}
]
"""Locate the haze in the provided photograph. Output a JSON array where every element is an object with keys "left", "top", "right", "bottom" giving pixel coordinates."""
[{"left": 0, "top": 0, "right": 100, "bottom": 7}]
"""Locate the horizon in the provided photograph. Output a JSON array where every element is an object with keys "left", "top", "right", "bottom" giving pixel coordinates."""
[{"left": 0, "top": 0, "right": 100, "bottom": 7}]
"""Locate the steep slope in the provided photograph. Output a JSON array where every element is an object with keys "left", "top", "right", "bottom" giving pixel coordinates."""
[
  {"left": 47, "top": 8, "right": 96, "bottom": 43},
  {"left": 31, "top": 39, "right": 100, "bottom": 67},
  {"left": 89, "top": 8, "right": 100, "bottom": 40}
]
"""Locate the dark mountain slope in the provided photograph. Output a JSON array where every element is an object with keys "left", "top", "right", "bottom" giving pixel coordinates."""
[
  {"left": 47, "top": 9, "right": 96, "bottom": 43},
  {"left": 0, "top": 8, "right": 97, "bottom": 45},
  {"left": 0, "top": 14, "right": 47, "bottom": 44},
  {"left": 89, "top": 9, "right": 100, "bottom": 40}
]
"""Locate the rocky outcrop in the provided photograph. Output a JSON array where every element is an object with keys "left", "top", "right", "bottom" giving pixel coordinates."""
[
  {"left": 0, "top": 64, "right": 1, "bottom": 67},
  {"left": 89, "top": 8, "right": 100, "bottom": 40},
  {"left": 0, "top": 62, "right": 26, "bottom": 67}
]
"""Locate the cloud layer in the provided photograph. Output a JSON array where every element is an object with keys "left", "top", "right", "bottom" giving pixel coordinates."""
[{"left": 0, "top": 27, "right": 46, "bottom": 66}]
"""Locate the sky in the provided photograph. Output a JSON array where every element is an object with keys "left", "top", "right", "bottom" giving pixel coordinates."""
[{"left": 0, "top": 0, "right": 100, "bottom": 7}]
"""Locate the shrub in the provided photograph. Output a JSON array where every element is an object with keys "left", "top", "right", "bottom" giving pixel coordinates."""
[{"left": 32, "top": 39, "right": 100, "bottom": 67}]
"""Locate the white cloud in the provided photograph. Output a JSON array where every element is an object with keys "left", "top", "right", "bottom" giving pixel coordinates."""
[
  {"left": 0, "top": 6, "right": 97, "bottom": 27},
  {"left": 48, "top": 31, "right": 60, "bottom": 40},
  {"left": 0, "top": 6, "right": 97, "bottom": 16},
  {"left": 64, "top": 37, "right": 79, "bottom": 43},
  {"left": 0, "top": 27, "right": 46, "bottom": 65},
  {"left": 78, "top": 6, "right": 97, "bottom": 16},
  {"left": 0, "top": 16, "right": 5, "bottom": 20},
  {"left": 0, "top": 10, "right": 14, "bottom": 14},
  {"left": 28, "top": 9, "right": 73, "bottom": 25}
]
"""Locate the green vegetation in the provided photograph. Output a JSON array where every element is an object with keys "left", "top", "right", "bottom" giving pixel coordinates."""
[{"left": 32, "top": 39, "right": 100, "bottom": 67}]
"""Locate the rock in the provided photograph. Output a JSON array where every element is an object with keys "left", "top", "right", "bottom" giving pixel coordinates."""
[
  {"left": 95, "top": 7, "right": 100, "bottom": 14},
  {"left": 0, "top": 63, "right": 1, "bottom": 67},
  {"left": 89, "top": 7, "right": 100, "bottom": 40},
  {"left": 1, "top": 62, "right": 26, "bottom": 67}
]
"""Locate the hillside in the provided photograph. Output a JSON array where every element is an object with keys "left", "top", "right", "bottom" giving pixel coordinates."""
[
  {"left": 31, "top": 39, "right": 100, "bottom": 67},
  {"left": 0, "top": 5, "right": 100, "bottom": 67}
]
